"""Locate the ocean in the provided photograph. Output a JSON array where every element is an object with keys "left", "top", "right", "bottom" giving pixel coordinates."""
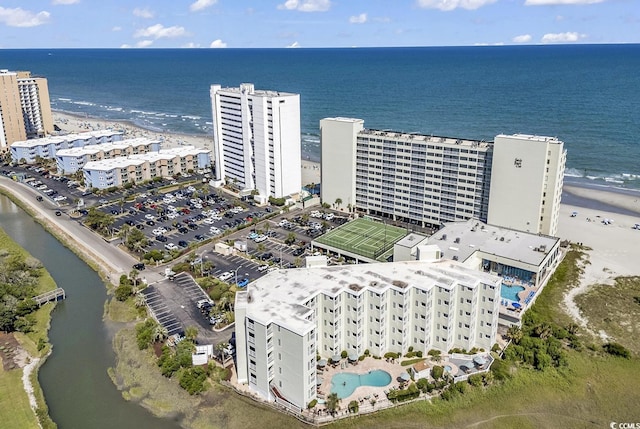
[{"left": 2, "top": 45, "right": 639, "bottom": 189}]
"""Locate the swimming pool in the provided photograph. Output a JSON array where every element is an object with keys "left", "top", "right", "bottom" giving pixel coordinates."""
[
  {"left": 444, "top": 365, "right": 453, "bottom": 373},
  {"left": 330, "top": 370, "right": 392, "bottom": 398},
  {"left": 501, "top": 284, "right": 525, "bottom": 302}
]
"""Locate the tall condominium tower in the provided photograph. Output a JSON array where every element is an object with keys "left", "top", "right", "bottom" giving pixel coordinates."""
[
  {"left": 487, "top": 134, "right": 566, "bottom": 236},
  {"left": 0, "top": 70, "right": 53, "bottom": 150},
  {"left": 0, "top": 70, "right": 27, "bottom": 150},
  {"left": 321, "top": 118, "right": 565, "bottom": 237},
  {"left": 210, "top": 83, "right": 301, "bottom": 199},
  {"left": 17, "top": 71, "right": 53, "bottom": 139}
]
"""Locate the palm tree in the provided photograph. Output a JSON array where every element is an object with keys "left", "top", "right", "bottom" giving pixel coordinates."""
[
  {"left": 153, "top": 324, "right": 169, "bottom": 342},
  {"left": 506, "top": 326, "right": 523, "bottom": 344},
  {"left": 334, "top": 198, "right": 342, "bottom": 210},
  {"left": 118, "top": 224, "right": 131, "bottom": 243},
  {"left": 134, "top": 293, "right": 146, "bottom": 308},
  {"left": 566, "top": 323, "right": 579, "bottom": 335},
  {"left": 534, "top": 323, "right": 553, "bottom": 340},
  {"left": 326, "top": 392, "right": 340, "bottom": 416},
  {"left": 129, "top": 269, "right": 140, "bottom": 290},
  {"left": 184, "top": 326, "right": 198, "bottom": 342}
]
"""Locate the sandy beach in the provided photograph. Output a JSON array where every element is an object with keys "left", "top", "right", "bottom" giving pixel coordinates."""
[{"left": 53, "top": 111, "right": 322, "bottom": 186}]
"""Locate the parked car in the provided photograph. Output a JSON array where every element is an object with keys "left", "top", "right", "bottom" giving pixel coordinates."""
[
  {"left": 133, "top": 263, "right": 145, "bottom": 270},
  {"left": 237, "top": 278, "right": 249, "bottom": 288},
  {"left": 178, "top": 240, "right": 189, "bottom": 248},
  {"left": 165, "top": 243, "right": 178, "bottom": 251},
  {"left": 218, "top": 271, "right": 233, "bottom": 281}
]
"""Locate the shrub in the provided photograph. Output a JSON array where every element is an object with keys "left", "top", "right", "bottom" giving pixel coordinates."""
[
  {"left": 341, "top": 350, "right": 348, "bottom": 359},
  {"left": 115, "top": 284, "right": 133, "bottom": 301},
  {"left": 348, "top": 400, "right": 359, "bottom": 413},
  {"left": 416, "top": 350, "right": 423, "bottom": 357},
  {"left": 416, "top": 378, "right": 429, "bottom": 392},
  {"left": 384, "top": 352, "right": 399, "bottom": 359},
  {"left": 603, "top": 342, "right": 631, "bottom": 359},
  {"left": 468, "top": 374, "right": 483, "bottom": 387},
  {"left": 428, "top": 349, "right": 441, "bottom": 357},
  {"left": 135, "top": 319, "right": 156, "bottom": 350},
  {"left": 180, "top": 366, "right": 208, "bottom": 395},
  {"left": 269, "top": 197, "right": 286, "bottom": 206},
  {"left": 431, "top": 365, "right": 444, "bottom": 380},
  {"left": 308, "top": 399, "right": 318, "bottom": 409}
]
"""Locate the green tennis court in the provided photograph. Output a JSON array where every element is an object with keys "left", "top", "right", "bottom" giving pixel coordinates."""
[{"left": 315, "top": 218, "right": 407, "bottom": 261}]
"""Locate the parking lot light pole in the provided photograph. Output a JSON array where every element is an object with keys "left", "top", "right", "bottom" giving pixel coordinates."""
[{"left": 233, "top": 266, "right": 243, "bottom": 286}]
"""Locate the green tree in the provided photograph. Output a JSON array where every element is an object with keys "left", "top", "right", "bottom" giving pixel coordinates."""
[
  {"left": 326, "top": 392, "right": 340, "bottom": 416},
  {"left": 507, "top": 325, "right": 523, "bottom": 344},
  {"left": 285, "top": 232, "right": 297, "bottom": 245},
  {"left": 184, "top": 326, "right": 198, "bottom": 342},
  {"left": 431, "top": 365, "right": 444, "bottom": 380},
  {"left": 334, "top": 198, "right": 342, "bottom": 209}
]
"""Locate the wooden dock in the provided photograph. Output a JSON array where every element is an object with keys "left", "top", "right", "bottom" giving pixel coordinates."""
[{"left": 34, "top": 288, "right": 66, "bottom": 306}]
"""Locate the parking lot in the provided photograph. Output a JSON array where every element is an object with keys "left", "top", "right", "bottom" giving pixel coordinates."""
[{"left": 142, "top": 272, "right": 231, "bottom": 345}]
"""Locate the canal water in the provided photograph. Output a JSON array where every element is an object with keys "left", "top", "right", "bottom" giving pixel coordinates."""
[{"left": 0, "top": 195, "right": 180, "bottom": 428}]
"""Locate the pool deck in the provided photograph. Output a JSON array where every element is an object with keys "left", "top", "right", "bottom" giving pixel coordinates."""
[{"left": 317, "top": 357, "right": 412, "bottom": 405}]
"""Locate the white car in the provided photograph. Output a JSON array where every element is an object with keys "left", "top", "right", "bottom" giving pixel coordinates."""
[
  {"left": 257, "top": 265, "right": 269, "bottom": 272},
  {"left": 218, "top": 271, "right": 233, "bottom": 281},
  {"left": 278, "top": 219, "right": 289, "bottom": 227},
  {"left": 254, "top": 235, "right": 268, "bottom": 243},
  {"left": 144, "top": 214, "right": 155, "bottom": 220},
  {"left": 164, "top": 243, "right": 178, "bottom": 251},
  {"left": 209, "top": 227, "right": 221, "bottom": 235},
  {"left": 167, "top": 212, "right": 179, "bottom": 219},
  {"left": 37, "top": 184, "right": 48, "bottom": 190},
  {"left": 203, "top": 218, "right": 215, "bottom": 225},
  {"left": 53, "top": 195, "right": 67, "bottom": 202},
  {"left": 187, "top": 186, "right": 196, "bottom": 193},
  {"left": 324, "top": 213, "right": 335, "bottom": 221}
]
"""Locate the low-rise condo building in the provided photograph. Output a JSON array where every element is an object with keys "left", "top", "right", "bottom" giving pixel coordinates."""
[
  {"left": 320, "top": 118, "right": 566, "bottom": 236},
  {"left": 83, "top": 146, "right": 210, "bottom": 189},
  {"left": 10, "top": 130, "right": 124, "bottom": 164},
  {"left": 55, "top": 138, "right": 161, "bottom": 174},
  {"left": 393, "top": 219, "right": 563, "bottom": 326},
  {"left": 234, "top": 259, "right": 500, "bottom": 410},
  {"left": 210, "top": 83, "right": 301, "bottom": 199}
]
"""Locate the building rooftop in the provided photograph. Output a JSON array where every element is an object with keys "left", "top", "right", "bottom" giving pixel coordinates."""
[
  {"left": 55, "top": 137, "right": 160, "bottom": 157},
  {"left": 213, "top": 83, "right": 298, "bottom": 98},
  {"left": 496, "top": 133, "right": 563, "bottom": 145},
  {"left": 83, "top": 145, "right": 210, "bottom": 172},
  {"left": 359, "top": 129, "right": 492, "bottom": 149},
  {"left": 11, "top": 130, "right": 123, "bottom": 148},
  {"left": 236, "top": 259, "right": 501, "bottom": 336},
  {"left": 395, "top": 233, "right": 427, "bottom": 249},
  {"left": 427, "top": 219, "right": 560, "bottom": 267}
]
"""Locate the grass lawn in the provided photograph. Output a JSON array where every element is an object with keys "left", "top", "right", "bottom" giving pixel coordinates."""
[
  {"left": 575, "top": 276, "right": 640, "bottom": 355},
  {"left": 0, "top": 369, "right": 39, "bottom": 429}
]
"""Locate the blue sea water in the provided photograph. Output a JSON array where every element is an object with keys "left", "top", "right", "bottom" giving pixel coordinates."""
[{"left": 2, "top": 45, "right": 639, "bottom": 188}]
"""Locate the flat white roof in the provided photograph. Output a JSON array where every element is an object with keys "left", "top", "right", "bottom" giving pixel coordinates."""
[
  {"left": 11, "top": 130, "right": 123, "bottom": 148},
  {"left": 323, "top": 117, "right": 365, "bottom": 123},
  {"left": 55, "top": 137, "right": 160, "bottom": 157},
  {"left": 359, "top": 129, "right": 492, "bottom": 149},
  {"left": 237, "top": 259, "right": 500, "bottom": 335},
  {"left": 496, "top": 133, "right": 563, "bottom": 144},
  {"left": 427, "top": 219, "right": 559, "bottom": 267},
  {"left": 83, "top": 145, "right": 210, "bottom": 172},
  {"left": 213, "top": 84, "right": 298, "bottom": 98}
]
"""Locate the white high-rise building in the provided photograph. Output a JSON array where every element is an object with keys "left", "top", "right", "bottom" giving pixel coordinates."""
[
  {"left": 210, "top": 83, "right": 301, "bottom": 199},
  {"left": 487, "top": 134, "right": 566, "bottom": 236},
  {"left": 320, "top": 118, "right": 566, "bottom": 237},
  {"left": 234, "top": 259, "right": 500, "bottom": 410}
]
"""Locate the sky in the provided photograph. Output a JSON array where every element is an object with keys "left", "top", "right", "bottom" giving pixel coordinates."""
[{"left": 0, "top": 0, "right": 637, "bottom": 49}]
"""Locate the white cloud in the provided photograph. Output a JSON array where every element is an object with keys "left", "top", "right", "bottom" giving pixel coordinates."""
[
  {"left": 112, "top": 26, "right": 122, "bottom": 32},
  {"left": 133, "top": 7, "right": 154, "bottom": 19},
  {"left": 286, "top": 41, "right": 301, "bottom": 48},
  {"left": 52, "top": 0, "right": 80, "bottom": 4},
  {"left": 525, "top": 0, "right": 604, "bottom": 5},
  {"left": 0, "top": 7, "right": 50, "bottom": 27},
  {"left": 120, "top": 44, "right": 131, "bottom": 49},
  {"left": 512, "top": 34, "right": 532, "bottom": 43},
  {"left": 209, "top": 39, "right": 227, "bottom": 48},
  {"left": 541, "top": 31, "right": 586, "bottom": 43},
  {"left": 136, "top": 40, "right": 153, "bottom": 48},
  {"left": 190, "top": 0, "right": 218, "bottom": 12},
  {"left": 134, "top": 24, "right": 187, "bottom": 39},
  {"left": 278, "top": 0, "right": 331, "bottom": 12},
  {"left": 182, "top": 42, "right": 201, "bottom": 48},
  {"left": 416, "top": 0, "right": 497, "bottom": 11},
  {"left": 349, "top": 13, "right": 367, "bottom": 24}
]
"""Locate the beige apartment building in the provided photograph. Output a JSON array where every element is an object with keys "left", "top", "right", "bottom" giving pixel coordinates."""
[{"left": 0, "top": 70, "right": 53, "bottom": 150}]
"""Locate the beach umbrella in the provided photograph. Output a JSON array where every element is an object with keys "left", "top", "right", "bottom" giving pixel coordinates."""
[
  {"left": 512, "top": 302, "right": 522, "bottom": 309},
  {"left": 331, "top": 354, "right": 341, "bottom": 363},
  {"left": 473, "top": 356, "right": 487, "bottom": 366},
  {"left": 317, "top": 359, "right": 327, "bottom": 368},
  {"left": 399, "top": 372, "right": 411, "bottom": 382},
  {"left": 348, "top": 352, "right": 358, "bottom": 361}
]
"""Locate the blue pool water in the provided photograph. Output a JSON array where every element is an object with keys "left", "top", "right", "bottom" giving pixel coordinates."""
[
  {"left": 330, "top": 370, "right": 392, "bottom": 398},
  {"left": 444, "top": 365, "right": 453, "bottom": 373},
  {"left": 501, "top": 285, "right": 525, "bottom": 302}
]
